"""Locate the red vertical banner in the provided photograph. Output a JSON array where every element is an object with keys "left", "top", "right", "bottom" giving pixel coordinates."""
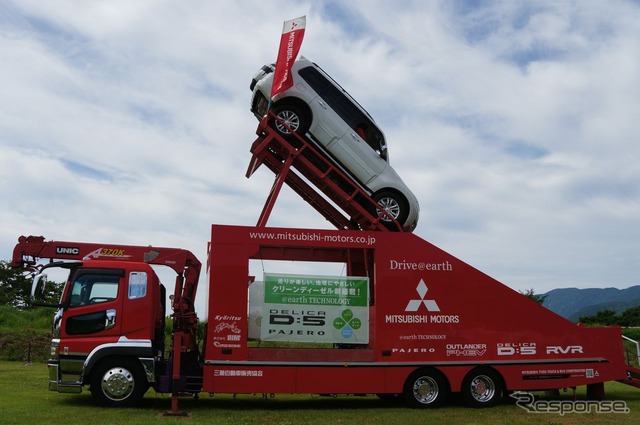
[{"left": 270, "top": 16, "right": 306, "bottom": 99}]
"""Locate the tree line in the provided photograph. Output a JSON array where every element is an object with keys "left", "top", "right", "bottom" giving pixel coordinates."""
[{"left": 579, "top": 307, "right": 640, "bottom": 327}]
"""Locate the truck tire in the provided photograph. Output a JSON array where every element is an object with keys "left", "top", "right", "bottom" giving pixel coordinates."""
[
  {"left": 89, "top": 357, "right": 148, "bottom": 407},
  {"left": 461, "top": 367, "right": 503, "bottom": 408},
  {"left": 403, "top": 368, "right": 449, "bottom": 408}
]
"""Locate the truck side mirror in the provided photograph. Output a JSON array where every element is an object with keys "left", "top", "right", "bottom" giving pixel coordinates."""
[
  {"left": 30, "top": 272, "right": 62, "bottom": 307},
  {"left": 31, "top": 273, "right": 48, "bottom": 302}
]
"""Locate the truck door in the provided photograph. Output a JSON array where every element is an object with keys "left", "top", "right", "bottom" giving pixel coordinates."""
[{"left": 57, "top": 268, "right": 124, "bottom": 374}]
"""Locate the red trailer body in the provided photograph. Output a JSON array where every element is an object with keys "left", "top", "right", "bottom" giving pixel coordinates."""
[
  {"left": 202, "top": 224, "right": 631, "bottom": 406},
  {"left": 11, "top": 227, "right": 639, "bottom": 410}
]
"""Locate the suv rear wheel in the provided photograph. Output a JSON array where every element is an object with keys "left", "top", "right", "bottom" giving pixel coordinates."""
[{"left": 271, "top": 103, "right": 310, "bottom": 139}]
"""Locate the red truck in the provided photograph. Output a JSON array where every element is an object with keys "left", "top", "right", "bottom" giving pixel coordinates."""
[{"left": 12, "top": 122, "right": 640, "bottom": 413}]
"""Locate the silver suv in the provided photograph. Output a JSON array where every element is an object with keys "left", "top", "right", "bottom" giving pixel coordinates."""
[{"left": 250, "top": 57, "right": 419, "bottom": 231}]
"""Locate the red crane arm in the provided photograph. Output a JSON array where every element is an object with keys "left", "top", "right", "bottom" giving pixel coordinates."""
[{"left": 12, "top": 235, "right": 202, "bottom": 324}]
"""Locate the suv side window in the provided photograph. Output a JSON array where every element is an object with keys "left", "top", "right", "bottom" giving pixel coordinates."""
[
  {"left": 298, "top": 66, "right": 332, "bottom": 95},
  {"left": 355, "top": 121, "right": 388, "bottom": 161},
  {"left": 299, "top": 66, "right": 361, "bottom": 127},
  {"left": 298, "top": 66, "right": 388, "bottom": 161}
]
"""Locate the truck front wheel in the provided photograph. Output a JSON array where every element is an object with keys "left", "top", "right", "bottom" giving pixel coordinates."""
[
  {"left": 461, "top": 367, "right": 503, "bottom": 408},
  {"left": 403, "top": 368, "right": 449, "bottom": 408},
  {"left": 89, "top": 358, "right": 148, "bottom": 407}
]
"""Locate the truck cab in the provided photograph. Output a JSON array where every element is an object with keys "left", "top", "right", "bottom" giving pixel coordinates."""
[
  {"left": 14, "top": 236, "right": 201, "bottom": 408},
  {"left": 39, "top": 260, "right": 165, "bottom": 405}
]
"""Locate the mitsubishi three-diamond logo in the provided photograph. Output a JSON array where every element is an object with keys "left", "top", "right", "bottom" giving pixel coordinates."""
[{"left": 405, "top": 279, "right": 440, "bottom": 312}]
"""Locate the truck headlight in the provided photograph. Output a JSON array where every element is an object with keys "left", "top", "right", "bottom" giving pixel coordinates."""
[{"left": 50, "top": 339, "right": 60, "bottom": 359}]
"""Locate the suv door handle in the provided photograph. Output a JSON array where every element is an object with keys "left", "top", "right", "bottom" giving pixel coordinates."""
[
  {"left": 318, "top": 100, "right": 328, "bottom": 109},
  {"left": 351, "top": 133, "right": 361, "bottom": 142}
]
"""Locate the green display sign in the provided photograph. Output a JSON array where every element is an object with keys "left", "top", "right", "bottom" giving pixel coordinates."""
[{"left": 261, "top": 273, "right": 370, "bottom": 344}]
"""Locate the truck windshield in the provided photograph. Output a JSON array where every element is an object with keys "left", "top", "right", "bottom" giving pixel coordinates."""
[{"left": 69, "top": 270, "right": 121, "bottom": 307}]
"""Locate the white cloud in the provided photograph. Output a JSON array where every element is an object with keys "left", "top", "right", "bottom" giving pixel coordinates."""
[{"left": 1, "top": 1, "right": 639, "bottom": 319}]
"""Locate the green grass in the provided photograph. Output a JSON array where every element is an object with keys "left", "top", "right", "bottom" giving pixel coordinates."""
[
  {"left": 1, "top": 361, "right": 639, "bottom": 425},
  {"left": 0, "top": 306, "right": 54, "bottom": 330},
  {"left": 0, "top": 306, "right": 52, "bottom": 362}
]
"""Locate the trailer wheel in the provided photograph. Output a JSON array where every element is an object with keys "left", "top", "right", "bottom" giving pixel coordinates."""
[
  {"left": 89, "top": 358, "right": 148, "bottom": 407},
  {"left": 403, "top": 368, "right": 449, "bottom": 408},
  {"left": 461, "top": 367, "right": 503, "bottom": 408}
]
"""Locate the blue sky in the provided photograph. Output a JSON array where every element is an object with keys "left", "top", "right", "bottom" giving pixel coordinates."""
[{"left": 1, "top": 0, "right": 639, "bottom": 317}]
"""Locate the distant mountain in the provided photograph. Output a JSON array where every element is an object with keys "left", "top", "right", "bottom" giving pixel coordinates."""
[{"left": 542, "top": 285, "right": 640, "bottom": 322}]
